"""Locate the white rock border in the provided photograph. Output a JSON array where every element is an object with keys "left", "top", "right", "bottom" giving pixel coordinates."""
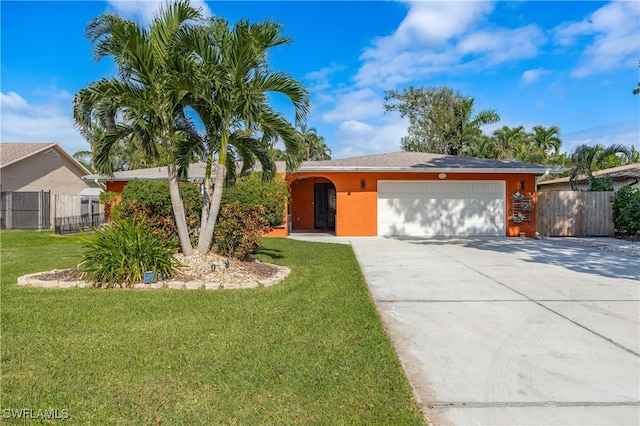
[{"left": 17, "top": 266, "right": 291, "bottom": 290}]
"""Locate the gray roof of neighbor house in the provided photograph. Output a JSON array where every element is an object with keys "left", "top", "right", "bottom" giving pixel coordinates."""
[
  {"left": 538, "top": 163, "right": 640, "bottom": 186},
  {"left": 0, "top": 142, "right": 92, "bottom": 174},
  {"left": 299, "top": 151, "right": 559, "bottom": 174},
  {"left": 1, "top": 142, "right": 55, "bottom": 167}
]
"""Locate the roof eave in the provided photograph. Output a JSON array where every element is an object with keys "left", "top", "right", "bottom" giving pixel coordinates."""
[
  {"left": 83, "top": 175, "right": 207, "bottom": 182},
  {"left": 297, "top": 166, "right": 559, "bottom": 174}
]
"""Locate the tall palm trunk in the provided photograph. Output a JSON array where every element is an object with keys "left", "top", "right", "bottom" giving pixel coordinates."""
[
  {"left": 197, "top": 126, "right": 228, "bottom": 255},
  {"left": 197, "top": 161, "right": 226, "bottom": 255},
  {"left": 199, "top": 167, "right": 212, "bottom": 240},
  {"left": 168, "top": 166, "right": 193, "bottom": 255}
]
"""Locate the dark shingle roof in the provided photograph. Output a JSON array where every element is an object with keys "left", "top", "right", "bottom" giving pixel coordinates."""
[{"left": 300, "top": 151, "right": 555, "bottom": 173}]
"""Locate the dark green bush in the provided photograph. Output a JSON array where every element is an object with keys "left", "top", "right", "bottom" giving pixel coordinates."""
[
  {"left": 79, "top": 220, "right": 179, "bottom": 288},
  {"left": 613, "top": 186, "right": 640, "bottom": 236},
  {"left": 116, "top": 180, "right": 202, "bottom": 246},
  {"left": 588, "top": 174, "right": 614, "bottom": 191},
  {"left": 221, "top": 173, "right": 288, "bottom": 226},
  {"left": 212, "top": 202, "right": 271, "bottom": 261}
]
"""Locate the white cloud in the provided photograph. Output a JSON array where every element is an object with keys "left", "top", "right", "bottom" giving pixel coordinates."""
[
  {"left": 554, "top": 1, "right": 640, "bottom": 77},
  {"left": 457, "top": 24, "right": 545, "bottom": 64},
  {"left": 107, "top": 0, "right": 211, "bottom": 24},
  {"left": 0, "top": 91, "right": 29, "bottom": 110},
  {"left": 521, "top": 68, "right": 551, "bottom": 85},
  {"left": 0, "top": 91, "right": 89, "bottom": 154},
  {"left": 332, "top": 115, "right": 408, "bottom": 158},
  {"left": 354, "top": 1, "right": 546, "bottom": 88},
  {"left": 355, "top": 1, "right": 493, "bottom": 87},
  {"left": 321, "top": 88, "right": 384, "bottom": 123},
  {"left": 365, "top": 1, "right": 494, "bottom": 58}
]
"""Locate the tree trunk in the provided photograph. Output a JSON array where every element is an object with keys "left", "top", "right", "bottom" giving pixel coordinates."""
[
  {"left": 199, "top": 172, "right": 212, "bottom": 240},
  {"left": 196, "top": 161, "right": 226, "bottom": 255},
  {"left": 168, "top": 167, "right": 193, "bottom": 255}
]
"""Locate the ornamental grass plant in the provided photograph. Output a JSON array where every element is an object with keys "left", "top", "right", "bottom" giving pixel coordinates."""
[{"left": 78, "top": 220, "right": 179, "bottom": 287}]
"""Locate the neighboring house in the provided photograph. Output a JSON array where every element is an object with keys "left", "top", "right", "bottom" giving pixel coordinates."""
[
  {"left": 537, "top": 163, "right": 640, "bottom": 192},
  {"left": 94, "top": 151, "right": 556, "bottom": 238},
  {"left": 0, "top": 142, "right": 101, "bottom": 195},
  {"left": 0, "top": 142, "right": 103, "bottom": 229}
]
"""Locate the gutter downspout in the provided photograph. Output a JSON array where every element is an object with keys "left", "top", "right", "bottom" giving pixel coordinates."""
[{"left": 535, "top": 170, "right": 550, "bottom": 190}]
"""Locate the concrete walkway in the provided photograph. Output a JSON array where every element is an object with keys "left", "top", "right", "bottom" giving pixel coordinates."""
[{"left": 347, "top": 237, "right": 639, "bottom": 425}]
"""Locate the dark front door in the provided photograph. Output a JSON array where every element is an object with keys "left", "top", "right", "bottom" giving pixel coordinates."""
[{"left": 314, "top": 183, "right": 336, "bottom": 229}]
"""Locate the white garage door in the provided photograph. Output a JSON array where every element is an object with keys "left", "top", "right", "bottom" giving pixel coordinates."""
[{"left": 377, "top": 180, "right": 505, "bottom": 236}]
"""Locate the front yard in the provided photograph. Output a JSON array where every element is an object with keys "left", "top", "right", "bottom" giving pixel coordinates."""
[{"left": 0, "top": 231, "right": 423, "bottom": 424}]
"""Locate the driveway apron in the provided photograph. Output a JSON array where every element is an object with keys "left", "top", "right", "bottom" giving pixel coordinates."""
[{"left": 349, "top": 237, "right": 640, "bottom": 425}]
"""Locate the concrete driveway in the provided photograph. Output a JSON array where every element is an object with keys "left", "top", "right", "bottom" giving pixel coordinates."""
[{"left": 349, "top": 237, "right": 639, "bottom": 425}]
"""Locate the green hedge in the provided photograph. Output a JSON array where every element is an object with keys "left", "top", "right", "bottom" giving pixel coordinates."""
[
  {"left": 613, "top": 186, "right": 640, "bottom": 236},
  {"left": 221, "top": 173, "right": 289, "bottom": 227},
  {"left": 112, "top": 180, "right": 203, "bottom": 247},
  {"left": 103, "top": 173, "right": 289, "bottom": 257}
]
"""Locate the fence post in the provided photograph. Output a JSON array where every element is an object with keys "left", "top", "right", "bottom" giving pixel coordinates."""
[
  {"left": 38, "top": 190, "right": 43, "bottom": 230},
  {"left": 6, "top": 192, "right": 12, "bottom": 230}
]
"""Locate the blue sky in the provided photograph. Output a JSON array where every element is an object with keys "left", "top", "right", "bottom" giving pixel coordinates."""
[{"left": 1, "top": 1, "right": 639, "bottom": 160}]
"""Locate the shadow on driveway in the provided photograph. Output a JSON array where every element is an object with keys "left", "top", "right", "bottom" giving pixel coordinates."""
[{"left": 396, "top": 237, "right": 639, "bottom": 281}]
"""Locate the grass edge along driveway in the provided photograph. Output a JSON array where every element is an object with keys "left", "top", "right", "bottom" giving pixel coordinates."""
[{"left": 1, "top": 231, "right": 424, "bottom": 425}]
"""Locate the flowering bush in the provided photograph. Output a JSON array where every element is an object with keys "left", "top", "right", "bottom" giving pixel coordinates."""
[{"left": 212, "top": 202, "right": 271, "bottom": 260}]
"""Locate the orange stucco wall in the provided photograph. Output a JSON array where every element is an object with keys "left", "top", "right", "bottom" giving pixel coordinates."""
[
  {"left": 288, "top": 172, "right": 539, "bottom": 237},
  {"left": 106, "top": 181, "right": 128, "bottom": 193}
]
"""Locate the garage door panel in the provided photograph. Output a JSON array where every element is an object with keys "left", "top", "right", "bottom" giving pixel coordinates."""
[{"left": 377, "top": 181, "right": 505, "bottom": 237}]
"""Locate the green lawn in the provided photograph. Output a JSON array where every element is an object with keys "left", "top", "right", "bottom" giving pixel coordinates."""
[{"left": 1, "top": 231, "right": 424, "bottom": 425}]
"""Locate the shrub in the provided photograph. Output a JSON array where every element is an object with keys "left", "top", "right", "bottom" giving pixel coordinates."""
[
  {"left": 588, "top": 174, "right": 614, "bottom": 191},
  {"left": 79, "top": 220, "right": 179, "bottom": 288},
  {"left": 116, "top": 180, "right": 202, "bottom": 247},
  {"left": 613, "top": 186, "right": 640, "bottom": 236},
  {"left": 212, "top": 202, "right": 270, "bottom": 261},
  {"left": 99, "top": 191, "right": 122, "bottom": 221},
  {"left": 221, "top": 173, "right": 289, "bottom": 226}
]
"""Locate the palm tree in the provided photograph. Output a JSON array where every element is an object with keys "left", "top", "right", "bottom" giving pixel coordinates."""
[
  {"left": 73, "top": 0, "right": 204, "bottom": 255},
  {"left": 72, "top": 150, "right": 94, "bottom": 171},
  {"left": 568, "top": 144, "right": 631, "bottom": 190},
  {"left": 531, "top": 125, "right": 562, "bottom": 157},
  {"left": 188, "top": 17, "right": 309, "bottom": 255},
  {"left": 489, "top": 126, "right": 528, "bottom": 160},
  {"left": 451, "top": 97, "right": 500, "bottom": 155},
  {"left": 463, "top": 135, "right": 499, "bottom": 159},
  {"left": 297, "top": 123, "right": 331, "bottom": 160}
]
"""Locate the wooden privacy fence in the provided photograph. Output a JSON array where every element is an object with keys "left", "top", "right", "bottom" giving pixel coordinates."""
[
  {"left": 54, "top": 195, "right": 101, "bottom": 218},
  {"left": 536, "top": 191, "right": 615, "bottom": 237},
  {"left": 54, "top": 195, "right": 105, "bottom": 234}
]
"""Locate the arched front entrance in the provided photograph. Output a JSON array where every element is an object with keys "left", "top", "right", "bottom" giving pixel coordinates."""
[{"left": 289, "top": 176, "right": 336, "bottom": 232}]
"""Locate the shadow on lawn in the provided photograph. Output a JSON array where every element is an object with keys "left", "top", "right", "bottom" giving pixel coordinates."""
[
  {"left": 256, "top": 247, "right": 285, "bottom": 261},
  {"left": 395, "top": 236, "right": 640, "bottom": 281}
]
